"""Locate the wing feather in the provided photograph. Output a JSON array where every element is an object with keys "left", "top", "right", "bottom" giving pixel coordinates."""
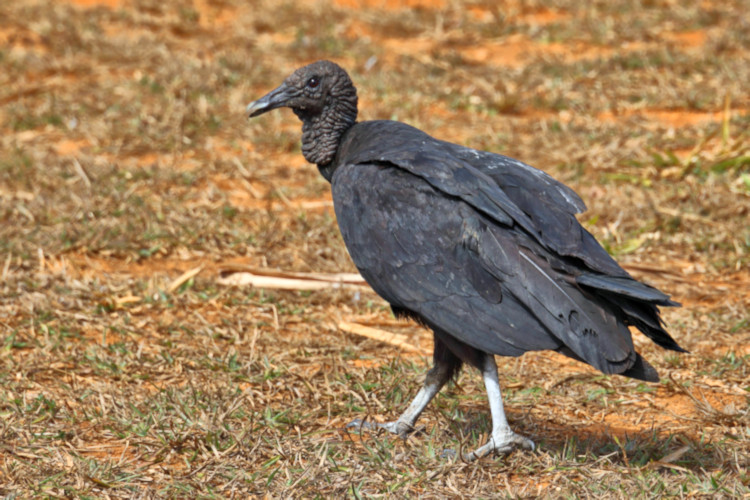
[
  {"left": 337, "top": 120, "right": 627, "bottom": 276},
  {"left": 332, "top": 162, "right": 639, "bottom": 374}
]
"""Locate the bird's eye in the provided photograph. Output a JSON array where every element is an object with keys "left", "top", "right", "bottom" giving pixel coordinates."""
[{"left": 306, "top": 76, "right": 320, "bottom": 89}]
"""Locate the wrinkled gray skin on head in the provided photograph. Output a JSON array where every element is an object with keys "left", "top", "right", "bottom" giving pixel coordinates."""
[{"left": 248, "top": 60, "right": 358, "bottom": 169}]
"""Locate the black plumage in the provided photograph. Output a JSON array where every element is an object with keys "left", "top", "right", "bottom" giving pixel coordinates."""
[{"left": 247, "top": 60, "right": 685, "bottom": 459}]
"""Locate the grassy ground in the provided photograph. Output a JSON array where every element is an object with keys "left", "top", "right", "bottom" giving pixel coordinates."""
[{"left": 1, "top": 0, "right": 749, "bottom": 497}]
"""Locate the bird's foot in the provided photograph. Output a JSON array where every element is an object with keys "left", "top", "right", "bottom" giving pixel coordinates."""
[
  {"left": 462, "top": 428, "right": 535, "bottom": 462},
  {"left": 345, "top": 418, "right": 416, "bottom": 439}
]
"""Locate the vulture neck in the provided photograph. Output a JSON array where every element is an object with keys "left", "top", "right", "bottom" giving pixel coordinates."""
[{"left": 298, "top": 97, "right": 357, "bottom": 182}]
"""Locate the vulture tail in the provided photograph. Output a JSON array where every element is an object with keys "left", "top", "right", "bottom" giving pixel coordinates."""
[
  {"left": 576, "top": 273, "right": 687, "bottom": 353},
  {"left": 621, "top": 353, "right": 660, "bottom": 382}
]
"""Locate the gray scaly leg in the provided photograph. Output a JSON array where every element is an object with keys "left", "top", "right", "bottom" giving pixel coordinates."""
[
  {"left": 346, "top": 344, "right": 459, "bottom": 437},
  {"left": 463, "top": 353, "right": 535, "bottom": 461}
]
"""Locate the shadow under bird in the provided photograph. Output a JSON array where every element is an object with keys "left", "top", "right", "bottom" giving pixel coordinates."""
[{"left": 246, "top": 60, "right": 685, "bottom": 460}]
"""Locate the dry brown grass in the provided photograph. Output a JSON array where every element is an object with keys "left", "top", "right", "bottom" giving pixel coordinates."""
[{"left": 1, "top": 0, "right": 748, "bottom": 497}]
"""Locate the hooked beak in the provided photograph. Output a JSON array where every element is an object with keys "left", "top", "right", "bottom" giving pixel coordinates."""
[{"left": 246, "top": 82, "right": 293, "bottom": 118}]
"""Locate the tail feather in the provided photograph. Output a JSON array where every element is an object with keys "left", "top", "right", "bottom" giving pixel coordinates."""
[
  {"left": 629, "top": 314, "right": 689, "bottom": 353},
  {"left": 621, "top": 353, "right": 660, "bottom": 382},
  {"left": 618, "top": 300, "right": 688, "bottom": 352},
  {"left": 577, "top": 272, "right": 687, "bottom": 353},
  {"left": 556, "top": 347, "right": 661, "bottom": 382},
  {"left": 577, "top": 274, "right": 678, "bottom": 305}
]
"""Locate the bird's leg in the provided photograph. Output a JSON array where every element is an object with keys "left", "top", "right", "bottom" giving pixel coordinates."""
[
  {"left": 463, "top": 353, "right": 535, "bottom": 461},
  {"left": 346, "top": 343, "right": 459, "bottom": 438}
]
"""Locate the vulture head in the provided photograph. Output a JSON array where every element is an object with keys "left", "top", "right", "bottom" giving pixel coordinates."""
[{"left": 247, "top": 60, "right": 358, "bottom": 167}]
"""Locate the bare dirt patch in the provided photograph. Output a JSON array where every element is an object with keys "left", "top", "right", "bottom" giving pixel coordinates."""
[
  {"left": 65, "top": 0, "right": 127, "bottom": 7},
  {"left": 334, "top": 0, "right": 446, "bottom": 10}
]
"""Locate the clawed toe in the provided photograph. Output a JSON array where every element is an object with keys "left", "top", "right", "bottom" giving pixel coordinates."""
[
  {"left": 462, "top": 431, "right": 535, "bottom": 462},
  {"left": 344, "top": 418, "right": 415, "bottom": 438},
  {"left": 345, "top": 418, "right": 371, "bottom": 431}
]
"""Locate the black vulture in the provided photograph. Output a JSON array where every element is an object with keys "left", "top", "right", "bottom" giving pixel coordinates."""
[{"left": 247, "top": 60, "right": 685, "bottom": 460}]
